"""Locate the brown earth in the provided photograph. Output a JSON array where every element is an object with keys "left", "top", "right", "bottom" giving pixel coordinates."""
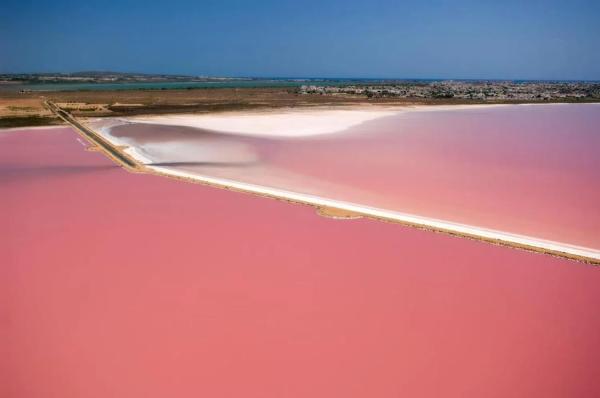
[
  {"left": 1, "top": 87, "right": 595, "bottom": 127},
  {"left": 0, "top": 87, "right": 422, "bottom": 127}
]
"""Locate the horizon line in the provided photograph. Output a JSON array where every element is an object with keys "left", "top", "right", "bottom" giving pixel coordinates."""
[{"left": 1, "top": 71, "right": 599, "bottom": 83}]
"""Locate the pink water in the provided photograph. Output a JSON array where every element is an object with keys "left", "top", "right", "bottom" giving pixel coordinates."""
[
  {"left": 2, "top": 126, "right": 600, "bottom": 398},
  {"left": 109, "top": 104, "right": 600, "bottom": 249}
]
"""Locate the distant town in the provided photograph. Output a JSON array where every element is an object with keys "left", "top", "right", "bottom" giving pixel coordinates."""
[
  {"left": 2, "top": 73, "right": 599, "bottom": 128},
  {"left": 2, "top": 73, "right": 599, "bottom": 103},
  {"left": 298, "top": 81, "right": 600, "bottom": 101}
]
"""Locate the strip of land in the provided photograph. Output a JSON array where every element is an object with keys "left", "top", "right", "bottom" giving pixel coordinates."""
[
  {"left": 1, "top": 81, "right": 599, "bottom": 127},
  {"left": 45, "top": 101, "right": 140, "bottom": 170}
]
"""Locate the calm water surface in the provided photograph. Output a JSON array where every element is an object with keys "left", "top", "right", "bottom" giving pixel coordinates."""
[
  {"left": 106, "top": 104, "right": 600, "bottom": 248},
  {"left": 2, "top": 126, "right": 600, "bottom": 398}
]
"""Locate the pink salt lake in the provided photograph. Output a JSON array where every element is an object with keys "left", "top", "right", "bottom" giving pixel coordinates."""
[
  {"left": 2, "top": 124, "right": 600, "bottom": 398},
  {"left": 106, "top": 104, "right": 600, "bottom": 249}
]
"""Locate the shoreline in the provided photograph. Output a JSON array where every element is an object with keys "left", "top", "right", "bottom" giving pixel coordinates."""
[{"left": 146, "top": 164, "right": 600, "bottom": 264}]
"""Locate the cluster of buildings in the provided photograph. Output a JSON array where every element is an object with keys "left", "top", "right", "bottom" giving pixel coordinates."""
[{"left": 299, "top": 81, "right": 600, "bottom": 101}]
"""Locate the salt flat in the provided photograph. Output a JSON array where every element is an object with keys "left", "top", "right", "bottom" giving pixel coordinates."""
[{"left": 127, "top": 107, "right": 399, "bottom": 137}]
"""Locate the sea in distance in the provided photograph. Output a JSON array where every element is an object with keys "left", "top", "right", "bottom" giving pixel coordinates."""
[
  {"left": 0, "top": 78, "right": 414, "bottom": 92},
  {"left": 2, "top": 77, "right": 587, "bottom": 92}
]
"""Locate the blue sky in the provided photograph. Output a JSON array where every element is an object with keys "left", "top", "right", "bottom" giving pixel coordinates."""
[{"left": 1, "top": 0, "right": 599, "bottom": 79}]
